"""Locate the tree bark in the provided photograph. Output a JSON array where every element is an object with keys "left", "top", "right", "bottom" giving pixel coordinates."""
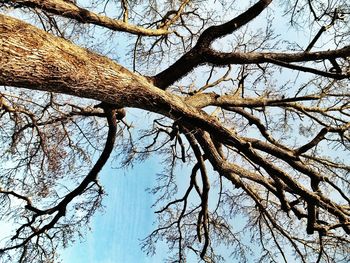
[
  {"left": 0, "top": 14, "right": 223, "bottom": 137},
  {"left": 8, "top": 0, "right": 169, "bottom": 36},
  {"left": 0, "top": 14, "right": 177, "bottom": 111}
]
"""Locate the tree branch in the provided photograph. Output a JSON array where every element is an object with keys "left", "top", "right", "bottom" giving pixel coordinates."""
[
  {"left": 0, "top": 106, "right": 119, "bottom": 253},
  {"left": 152, "top": 0, "right": 273, "bottom": 89},
  {"left": 9, "top": 0, "right": 169, "bottom": 36}
]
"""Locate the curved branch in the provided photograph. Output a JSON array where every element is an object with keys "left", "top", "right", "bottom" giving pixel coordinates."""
[
  {"left": 196, "top": 0, "right": 272, "bottom": 47},
  {"left": 295, "top": 127, "right": 329, "bottom": 155},
  {"left": 159, "top": 0, "right": 192, "bottom": 30},
  {"left": 152, "top": 0, "right": 273, "bottom": 89},
  {"left": 0, "top": 106, "right": 119, "bottom": 252},
  {"left": 184, "top": 130, "right": 210, "bottom": 259}
]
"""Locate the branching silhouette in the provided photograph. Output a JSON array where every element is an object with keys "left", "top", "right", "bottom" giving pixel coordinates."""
[{"left": 0, "top": 0, "right": 349, "bottom": 262}]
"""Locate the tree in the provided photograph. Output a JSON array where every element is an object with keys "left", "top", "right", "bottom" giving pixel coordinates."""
[{"left": 0, "top": 0, "right": 349, "bottom": 262}]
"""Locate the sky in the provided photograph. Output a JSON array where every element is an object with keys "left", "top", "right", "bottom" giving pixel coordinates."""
[{"left": 60, "top": 155, "right": 168, "bottom": 263}]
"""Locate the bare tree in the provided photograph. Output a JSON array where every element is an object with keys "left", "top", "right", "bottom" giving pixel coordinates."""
[{"left": 0, "top": 0, "right": 349, "bottom": 262}]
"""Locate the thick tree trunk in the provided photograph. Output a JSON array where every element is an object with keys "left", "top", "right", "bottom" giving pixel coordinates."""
[
  {"left": 0, "top": 15, "right": 187, "bottom": 115},
  {"left": 0, "top": 14, "right": 222, "bottom": 138},
  {"left": 0, "top": 15, "right": 153, "bottom": 105}
]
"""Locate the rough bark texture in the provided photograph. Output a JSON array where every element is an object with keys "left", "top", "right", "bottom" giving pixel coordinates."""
[
  {"left": 1, "top": 15, "right": 159, "bottom": 106},
  {"left": 0, "top": 14, "right": 235, "bottom": 147},
  {"left": 9, "top": 0, "right": 169, "bottom": 36},
  {"left": 0, "top": 14, "right": 230, "bottom": 128}
]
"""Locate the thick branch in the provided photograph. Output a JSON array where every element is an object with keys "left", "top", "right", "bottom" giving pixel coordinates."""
[
  {"left": 151, "top": 0, "right": 350, "bottom": 88},
  {"left": 205, "top": 48, "right": 350, "bottom": 75},
  {"left": 152, "top": 0, "right": 273, "bottom": 89},
  {"left": 10, "top": 0, "right": 169, "bottom": 36},
  {"left": 0, "top": 14, "right": 167, "bottom": 109},
  {"left": 195, "top": 0, "right": 272, "bottom": 47}
]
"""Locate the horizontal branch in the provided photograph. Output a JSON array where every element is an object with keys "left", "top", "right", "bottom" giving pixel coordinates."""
[
  {"left": 10, "top": 0, "right": 169, "bottom": 36},
  {"left": 185, "top": 92, "right": 320, "bottom": 109},
  {"left": 264, "top": 58, "right": 346, "bottom": 79},
  {"left": 152, "top": 42, "right": 350, "bottom": 90},
  {"left": 205, "top": 46, "right": 350, "bottom": 64}
]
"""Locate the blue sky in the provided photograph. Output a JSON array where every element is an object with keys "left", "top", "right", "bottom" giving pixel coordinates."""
[{"left": 61, "top": 156, "right": 168, "bottom": 263}]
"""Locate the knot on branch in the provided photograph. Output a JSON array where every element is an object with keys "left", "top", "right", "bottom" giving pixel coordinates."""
[{"left": 94, "top": 102, "right": 126, "bottom": 120}]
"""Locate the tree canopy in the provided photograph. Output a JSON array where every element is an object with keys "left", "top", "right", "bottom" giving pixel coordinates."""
[{"left": 0, "top": 0, "right": 349, "bottom": 262}]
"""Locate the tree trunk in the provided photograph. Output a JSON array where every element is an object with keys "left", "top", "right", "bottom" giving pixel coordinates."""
[
  {"left": 0, "top": 14, "right": 226, "bottom": 135},
  {"left": 0, "top": 15, "right": 165, "bottom": 108}
]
